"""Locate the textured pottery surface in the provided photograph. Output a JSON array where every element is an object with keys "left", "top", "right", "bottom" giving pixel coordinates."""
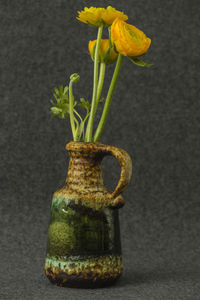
[{"left": 45, "top": 141, "right": 132, "bottom": 288}]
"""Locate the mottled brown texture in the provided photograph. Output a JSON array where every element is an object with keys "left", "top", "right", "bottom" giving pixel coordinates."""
[
  {"left": 54, "top": 141, "right": 132, "bottom": 210},
  {"left": 45, "top": 255, "right": 122, "bottom": 288}
]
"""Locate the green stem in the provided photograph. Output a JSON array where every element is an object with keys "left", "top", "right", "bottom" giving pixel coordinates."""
[
  {"left": 74, "top": 117, "right": 80, "bottom": 141},
  {"left": 82, "top": 114, "right": 89, "bottom": 141},
  {"left": 94, "top": 54, "right": 123, "bottom": 142},
  {"left": 69, "top": 81, "right": 77, "bottom": 141},
  {"left": 74, "top": 110, "right": 83, "bottom": 122},
  {"left": 94, "top": 62, "right": 106, "bottom": 115},
  {"left": 85, "top": 25, "right": 103, "bottom": 142}
]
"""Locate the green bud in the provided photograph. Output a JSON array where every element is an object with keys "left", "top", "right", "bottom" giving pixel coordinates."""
[{"left": 70, "top": 73, "right": 80, "bottom": 83}]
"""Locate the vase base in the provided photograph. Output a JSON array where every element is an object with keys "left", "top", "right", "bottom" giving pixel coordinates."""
[
  {"left": 45, "top": 254, "right": 122, "bottom": 289},
  {"left": 46, "top": 273, "right": 121, "bottom": 289}
]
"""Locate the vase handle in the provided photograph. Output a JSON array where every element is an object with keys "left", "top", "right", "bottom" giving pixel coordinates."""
[{"left": 101, "top": 144, "right": 132, "bottom": 208}]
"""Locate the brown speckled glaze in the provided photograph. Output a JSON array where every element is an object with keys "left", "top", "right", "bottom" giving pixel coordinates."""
[{"left": 45, "top": 141, "right": 132, "bottom": 288}]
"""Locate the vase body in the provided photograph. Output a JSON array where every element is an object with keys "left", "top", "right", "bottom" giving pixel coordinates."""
[{"left": 45, "top": 141, "right": 132, "bottom": 288}]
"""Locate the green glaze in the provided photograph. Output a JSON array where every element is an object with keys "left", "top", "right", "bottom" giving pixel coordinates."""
[{"left": 47, "top": 196, "right": 113, "bottom": 257}]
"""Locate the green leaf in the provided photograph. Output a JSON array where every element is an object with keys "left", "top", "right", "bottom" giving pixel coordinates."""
[
  {"left": 59, "top": 85, "right": 63, "bottom": 93},
  {"left": 50, "top": 99, "right": 55, "bottom": 105},
  {"left": 50, "top": 107, "right": 62, "bottom": 116},
  {"left": 64, "top": 86, "right": 69, "bottom": 94},
  {"left": 53, "top": 93, "right": 59, "bottom": 101},
  {"left": 128, "top": 57, "right": 152, "bottom": 67},
  {"left": 78, "top": 98, "right": 90, "bottom": 114},
  {"left": 62, "top": 103, "right": 69, "bottom": 112},
  {"left": 50, "top": 84, "right": 70, "bottom": 120},
  {"left": 99, "top": 98, "right": 105, "bottom": 103},
  {"left": 54, "top": 88, "right": 59, "bottom": 95}
]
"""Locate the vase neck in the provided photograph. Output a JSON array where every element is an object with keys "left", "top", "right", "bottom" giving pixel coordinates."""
[{"left": 66, "top": 150, "right": 105, "bottom": 191}]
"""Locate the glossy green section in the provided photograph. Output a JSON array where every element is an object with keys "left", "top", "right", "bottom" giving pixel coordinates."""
[
  {"left": 46, "top": 195, "right": 121, "bottom": 257},
  {"left": 45, "top": 255, "right": 122, "bottom": 270}
]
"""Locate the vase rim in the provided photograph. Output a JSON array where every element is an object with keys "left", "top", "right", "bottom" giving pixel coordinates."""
[{"left": 66, "top": 141, "right": 107, "bottom": 153}]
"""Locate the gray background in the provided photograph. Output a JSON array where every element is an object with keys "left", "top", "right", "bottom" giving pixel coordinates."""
[{"left": 1, "top": 0, "right": 200, "bottom": 299}]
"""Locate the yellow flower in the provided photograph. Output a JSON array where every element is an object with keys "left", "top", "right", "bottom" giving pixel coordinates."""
[
  {"left": 77, "top": 6, "right": 128, "bottom": 27},
  {"left": 111, "top": 18, "right": 151, "bottom": 57},
  {"left": 88, "top": 39, "right": 118, "bottom": 64},
  {"left": 102, "top": 6, "right": 128, "bottom": 26}
]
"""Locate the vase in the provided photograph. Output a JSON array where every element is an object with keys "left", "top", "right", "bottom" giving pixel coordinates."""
[{"left": 44, "top": 141, "right": 132, "bottom": 288}]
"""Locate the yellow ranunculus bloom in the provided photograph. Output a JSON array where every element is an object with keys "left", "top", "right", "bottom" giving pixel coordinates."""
[
  {"left": 77, "top": 6, "right": 128, "bottom": 27},
  {"left": 111, "top": 18, "right": 151, "bottom": 57},
  {"left": 102, "top": 6, "right": 128, "bottom": 26},
  {"left": 88, "top": 39, "right": 118, "bottom": 64}
]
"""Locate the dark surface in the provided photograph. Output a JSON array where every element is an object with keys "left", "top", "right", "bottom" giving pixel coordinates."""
[{"left": 1, "top": 0, "right": 200, "bottom": 299}]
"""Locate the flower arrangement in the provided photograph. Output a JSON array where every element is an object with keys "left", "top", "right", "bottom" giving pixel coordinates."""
[{"left": 50, "top": 6, "right": 151, "bottom": 142}]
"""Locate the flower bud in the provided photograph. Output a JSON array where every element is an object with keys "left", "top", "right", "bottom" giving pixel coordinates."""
[
  {"left": 70, "top": 73, "right": 80, "bottom": 83},
  {"left": 88, "top": 39, "right": 118, "bottom": 65}
]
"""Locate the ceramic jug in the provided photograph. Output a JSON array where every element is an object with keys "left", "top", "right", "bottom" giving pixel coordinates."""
[{"left": 45, "top": 141, "right": 132, "bottom": 288}]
